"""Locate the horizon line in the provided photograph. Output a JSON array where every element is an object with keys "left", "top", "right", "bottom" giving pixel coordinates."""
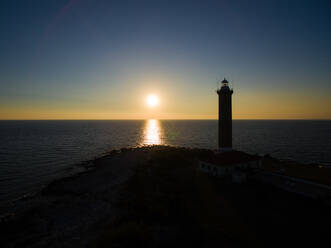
[{"left": 0, "top": 118, "right": 330, "bottom": 121}]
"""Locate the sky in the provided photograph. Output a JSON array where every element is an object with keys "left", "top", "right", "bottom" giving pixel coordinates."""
[{"left": 0, "top": 0, "right": 330, "bottom": 120}]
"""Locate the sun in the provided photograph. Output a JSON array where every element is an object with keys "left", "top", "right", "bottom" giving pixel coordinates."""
[{"left": 146, "top": 94, "right": 159, "bottom": 108}]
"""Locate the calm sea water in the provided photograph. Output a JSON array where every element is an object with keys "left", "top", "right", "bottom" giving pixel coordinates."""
[{"left": 0, "top": 120, "right": 331, "bottom": 209}]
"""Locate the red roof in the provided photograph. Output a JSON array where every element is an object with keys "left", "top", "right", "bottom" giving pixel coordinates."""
[{"left": 201, "top": 150, "right": 260, "bottom": 166}]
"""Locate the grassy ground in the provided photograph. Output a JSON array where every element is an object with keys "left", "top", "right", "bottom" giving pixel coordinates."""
[
  {"left": 92, "top": 146, "right": 246, "bottom": 247},
  {"left": 3, "top": 146, "right": 330, "bottom": 248},
  {"left": 91, "top": 146, "right": 331, "bottom": 248}
]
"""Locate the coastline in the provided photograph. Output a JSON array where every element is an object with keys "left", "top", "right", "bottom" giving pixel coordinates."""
[
  {"left": 0, "top": 146, "right": 150, "bottom": 247},
  {"left": 1, "top": 146, "right": 331, "bottom": 247}
]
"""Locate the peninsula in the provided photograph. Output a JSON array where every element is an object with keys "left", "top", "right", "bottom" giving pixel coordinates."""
[{"left": 1, "top": 145, "right": 331, "bottom": 248}]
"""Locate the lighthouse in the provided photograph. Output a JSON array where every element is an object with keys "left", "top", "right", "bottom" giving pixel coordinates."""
[{"left": 217, "top": 78, "right": 233, "bottom": 151}]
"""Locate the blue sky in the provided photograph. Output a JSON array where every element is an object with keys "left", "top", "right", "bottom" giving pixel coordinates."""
[{"left": 0, "top": 0, "right": 330, "bottom": 119}]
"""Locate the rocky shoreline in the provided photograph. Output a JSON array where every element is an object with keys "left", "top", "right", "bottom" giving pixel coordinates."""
[
  {"left": 0, "top": 146, "right": 158, "bottom": 247},
  {"left": 1, "top": 146, "right": 331, "bottom": 248}
]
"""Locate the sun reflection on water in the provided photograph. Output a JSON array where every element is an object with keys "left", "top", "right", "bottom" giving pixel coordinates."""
[{"left": 142, "top": 119, "right": 163, "bottom": 145}]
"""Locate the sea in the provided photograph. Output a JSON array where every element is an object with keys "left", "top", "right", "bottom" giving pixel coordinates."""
[{"left": 0, "top": 120, "right": 331, "bottom": 210}]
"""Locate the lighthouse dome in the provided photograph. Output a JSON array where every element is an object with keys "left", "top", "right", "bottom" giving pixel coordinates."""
[
  {"left": 221, "top": 78, "right": 229, "bottom": 84},
  {"left": 221, "top": 78, "right": 230, "bottom": 88}
]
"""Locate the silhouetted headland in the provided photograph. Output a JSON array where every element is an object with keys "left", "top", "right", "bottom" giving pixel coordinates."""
[{"left": 1, "top": 145, "right": 331, "bottom": 248}]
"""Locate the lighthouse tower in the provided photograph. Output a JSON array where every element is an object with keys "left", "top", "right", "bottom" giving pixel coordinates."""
[{"left": 217, "top": 78, "right": 233, "bottom": 151}]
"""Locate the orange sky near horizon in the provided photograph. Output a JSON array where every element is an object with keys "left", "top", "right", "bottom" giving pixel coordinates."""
[{"left": 1, "top": 86, "right": 330, "bottom": 120}]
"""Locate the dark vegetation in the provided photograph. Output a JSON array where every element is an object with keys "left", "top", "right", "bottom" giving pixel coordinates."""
[
  {"left": 263, "top": 156, "right": 331, "bottom": 185},
  {"left": 92, "top": 146, "right": 331, "bottom": 248},
  {"left": 1, "top": 146, "right": 330, "bottom": 247}
]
